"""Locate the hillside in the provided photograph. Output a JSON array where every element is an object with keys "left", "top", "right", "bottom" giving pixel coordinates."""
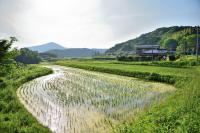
[
  {"left": 106, "top": 26, "right": 198, "bottom": 55},
  {"left": 45, "top": 48, "right": 107, "bottom": 58},
  {"left": 27, "top": 42, "right": 65, "bottom": 53}
]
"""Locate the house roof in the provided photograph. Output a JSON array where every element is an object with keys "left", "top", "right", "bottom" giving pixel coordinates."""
[
  {"left": 143, "top": 49, "right": 167, "bottom": 54},
  {"left": 136, "top": 45, "right": 160, "bottom": 49}
]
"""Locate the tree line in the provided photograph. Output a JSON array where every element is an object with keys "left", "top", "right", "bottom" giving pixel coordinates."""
[{"left": 0, "top": 37, "right": 41, "bottom": 64}]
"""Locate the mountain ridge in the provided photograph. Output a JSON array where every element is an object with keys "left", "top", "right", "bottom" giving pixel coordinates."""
[
  {"left": 27, "top": 42, "right": 65, "bottom": 53},
  {"left": 106, "top": 26, "right": 198, "bottom": 55}
]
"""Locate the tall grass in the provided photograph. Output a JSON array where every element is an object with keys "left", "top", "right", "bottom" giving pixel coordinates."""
[
  {"left": 115, "top": 67, "right": 200, "bottom": 132},
  {"left": 0, "top": 64, "right": 52, "bottom": 133}
]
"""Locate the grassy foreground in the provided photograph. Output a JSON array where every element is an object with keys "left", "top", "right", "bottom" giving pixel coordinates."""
[
  {"left": 114, "top": 67, "right": 200, "bottom": 133},
  {"left": 55, "top": 60, "right": 200, "bottom": 132},
  {"left": 0, "top": 64, "right": 52, "bottom": 133}
]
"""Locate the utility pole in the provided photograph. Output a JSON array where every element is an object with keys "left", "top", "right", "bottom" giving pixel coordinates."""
[
  {"left": 196, "top": 26, "right": 199, "bottom": 62},
  {"left": 152, "top": 45, "right": 154, "bottom": 61}
]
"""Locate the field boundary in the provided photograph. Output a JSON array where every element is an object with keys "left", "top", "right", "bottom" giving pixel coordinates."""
[{"left": 55, "top": 62, "right": 188, "bottom": 84}]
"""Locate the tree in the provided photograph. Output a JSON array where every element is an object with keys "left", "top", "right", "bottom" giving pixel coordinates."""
[
  {"left": 39, "top": 52, "right": 57, "bottom": 60},
  {"left": 0, "top": 37, "right": 17, "bottom": 62},
  {"left": 176, "top": 44, "right": 185, "bottom": 55},
  {"left": 177, "top": 37, "right": 188, "bottom": 55},
  {"left": 163, "top": 38, "right": 178, "bottom": 51},
  {"left": 15, "top": 48, "right": 41, "bottom": 64},
  {"left": 184, "top": 35, "right": 200, "bottom": 55}
]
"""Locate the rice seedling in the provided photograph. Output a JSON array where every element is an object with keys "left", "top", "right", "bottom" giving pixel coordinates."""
[{"left": 17, "top": 65, "right": 175, "bottom": 133}]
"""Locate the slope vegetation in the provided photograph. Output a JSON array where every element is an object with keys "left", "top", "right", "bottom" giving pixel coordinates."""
[
  {"left": 106, "top": 26, "right": 198, "bottom": 55},
  {"left": 0, "top": 64, "right": 52, "bottom": 133}
]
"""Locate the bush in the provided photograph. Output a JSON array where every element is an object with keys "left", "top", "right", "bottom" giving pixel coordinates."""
[
  {"left": 0, "top": 78, "right": 6, "bottom": 88},
  {"left": 0, "top": 101, "right": 6, "bottom": 112},
  {"left": 0, "top": 64, "right": 52, "bottom": 133},
  {"left": 117, "top": 55, "right": 155, "bottom": 62},
  {"left": 169, "top": 55, "right": 176, "bottom": 61},
  {"left": 114, "top": 60, "right": 200, "bottom": 68},
  {"left": 15, "top": 48, "right": 41, "bottom": 64}
]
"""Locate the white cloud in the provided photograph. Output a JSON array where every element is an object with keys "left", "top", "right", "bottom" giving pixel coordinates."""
[
  {"left": 10, "top": 0, "right": 114, "bottom": 48},
  {"left": 0, "top": 0, "right": 199, "bottom": 48}
]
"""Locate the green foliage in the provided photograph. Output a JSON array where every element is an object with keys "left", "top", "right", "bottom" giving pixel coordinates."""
[
  {"left": 169, "top": 55, "right": 176, "bottom": 61},
  {"left": 175, "top": 34, "right": 200, "bottom": 55},
  {"left": 0, "top": 37, "right": 52, "bottom": 132},
  {"left": 114, "top": 60, "right": 199, "bottom": 68},
  {"left": 15, "top": 48, "right": 41, "bottom": 64},
  {"left": 114, "top": 67, "right": 200, "bottom": 133},
  {"left": 0, "top": 63, "right": 52, "bottom": 133},
  {"left": 4, "top": 48, "right": 20, "bottom": 60},
  {"left": 39, "top": 52, "right": 57, "bottom": 60},
  {"left": 117, "top": 55, "right": 154, "bottom": 61},
  {"left": 55, "top": 60, "right": 195, "bottom": 77},
  {"left": 54, "top": 60, "right": 195, "bottom": 84},
  {"left": 106, "top": 26, "right": 198, "bottom": 55},
  {"left": 0, "top": 78, "right": 5, "bottom": 88},
  {"left": 163, "top": 38, "right": 178, "bottom": 51},
  {"left": 0, "top": 37, "right": 17, "bottom": 62}
]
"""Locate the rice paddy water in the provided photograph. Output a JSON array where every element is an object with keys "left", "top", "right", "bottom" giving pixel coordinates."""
[{"left": 17, "top": 65, "right": 175, "bottom": 133}]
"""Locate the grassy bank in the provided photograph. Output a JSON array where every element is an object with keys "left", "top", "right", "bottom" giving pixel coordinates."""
[
  {"left": 54, "top": 60, "right": 195, "bottom": 84},
  {"left": 0, "top": 63, "right": 52, "bottom": 133},
  {"left": 54, "top": 60, "right": 200, "bottom": 132},
  {"left": 115, "top": 67, "right": 200, "bottom": 132},
  {"left": 112, "top": 60, "right": 199, "bottom": 68}
]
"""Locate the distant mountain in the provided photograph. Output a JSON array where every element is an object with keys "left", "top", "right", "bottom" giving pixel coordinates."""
[
  {"left": 106, "top": 26, "right": 198, "bottom": 55},
  {"left": 27, "top": 42, "right": 65, "bottom": 53},
  {"left": 45, "top": 48, "right": 107, "bottom": 58}
]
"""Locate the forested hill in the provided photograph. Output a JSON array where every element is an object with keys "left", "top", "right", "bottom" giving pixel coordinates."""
[{"left": 106, "top": 26, "right": 198, "bottom": 55}]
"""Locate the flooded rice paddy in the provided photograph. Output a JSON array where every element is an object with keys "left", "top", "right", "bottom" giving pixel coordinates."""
[{"left": 17, "top": 65, "right": 175, "bottom": 133}]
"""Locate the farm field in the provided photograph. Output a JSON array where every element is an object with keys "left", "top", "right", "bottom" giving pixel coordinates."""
[
  {"left": 54, "top": 60, "right": 195, "bottom": 78},
  {"left": 1, "top": 1, "right": 199, "bottom": 132},
  {"left": 53, "top": 60, "right": 200, "bottom": 132},
  {"left": 17, "top": 65, "right": 175, "bottom": 133}
]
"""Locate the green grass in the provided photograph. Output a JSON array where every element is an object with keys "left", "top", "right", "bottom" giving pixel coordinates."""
[
  {"left": 55, "top": 60, "right": 195, "bottom": 77},
  {"left": 0, "top": 63, "right": 52, "bottom": 133},
  {"left": 114, "top": 66, "right": 200, "bottom": 133},
  {"left": 112, "top": 60, "right": 199, "bottom": 68},
  {"left": 54, "top": 60, "right": 195, "bottom": 85},
  {"left": 1, "top": 60, "right": 198, "bottom": 132},
  {"left": 178, "top": 55, "right": 198, "bottom": 61},
  {"left": 54, "top": 59, "right": 200, "bottom": 132}
]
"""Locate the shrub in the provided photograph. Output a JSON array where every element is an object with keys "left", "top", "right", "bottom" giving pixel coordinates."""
[
  {"left": 169, "top": 55, "right": 176, "bottom": 61},
  {"left": 0, "top": 78, "right": 6, "bottom": 88},
  {"left": 117, "top": 56, "right": 154, "bottom": 62},
  {"left": 0, "top": 64, "right": 52, "bottom": 133}
]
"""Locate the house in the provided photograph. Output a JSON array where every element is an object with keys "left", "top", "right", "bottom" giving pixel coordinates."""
[
  {"left": 142, "top": 49, "right": 167, "bottom": 56},
  {"left": 136, "top": 45, "right": 167, "bottom": 57},
  {"left": 136, "top": 45, "right": 160, "bottom": 55}
]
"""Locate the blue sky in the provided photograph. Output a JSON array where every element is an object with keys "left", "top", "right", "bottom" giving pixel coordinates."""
[{"left": 0, "top": 0, "right": 199, "bottom": 48}]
